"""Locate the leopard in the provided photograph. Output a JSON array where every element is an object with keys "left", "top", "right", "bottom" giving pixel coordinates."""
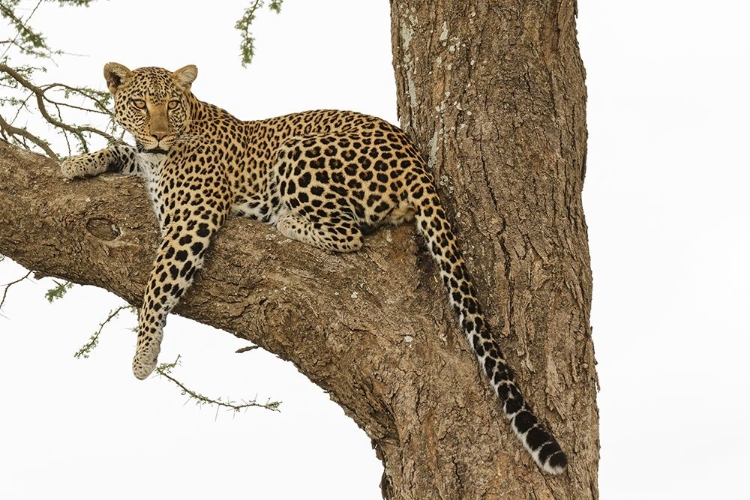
[{"left": 61, "top": 63, "right": 567, "bottom": 474}]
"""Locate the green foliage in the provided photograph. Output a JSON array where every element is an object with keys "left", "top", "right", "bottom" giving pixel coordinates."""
[
  {"left": 44, "top": 279, "right": 73, "bottom": 302},
  {"left": 54, "top": 0, "right": 94, "bottom": 5},
  {"left": 1, "top": 0, "right": 91, "bottom": 59},
  {"left": 0, "top": 0, "right": 123, "bottom": 158},
  {"left": 235, "top": 0, "right": 283, "bottom": 67},
  {"left": 1, "top": 0, "right": 52, "bottom": 58}
]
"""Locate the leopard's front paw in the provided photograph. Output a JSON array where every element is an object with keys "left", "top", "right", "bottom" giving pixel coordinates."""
[
  {"left": 132, "top": 332, "right": 162, "bottom": 380},
  {"left": 60, "top": 154, "right": 108, "bottom": 180}
]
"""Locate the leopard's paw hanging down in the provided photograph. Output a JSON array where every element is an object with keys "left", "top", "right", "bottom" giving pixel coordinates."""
[
  {"left": 62, "top": 62, "right": 567, "bottom": 473},
  {"left": 132, "top": 332, "right": 161, "bottom": 380}
]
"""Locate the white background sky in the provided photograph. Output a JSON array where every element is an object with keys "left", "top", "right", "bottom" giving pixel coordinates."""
[{"left": 1, "top": 1, "right": 748, "bottom": 499}]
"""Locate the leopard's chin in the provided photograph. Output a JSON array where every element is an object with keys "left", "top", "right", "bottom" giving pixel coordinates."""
[{"left": 136, "top": 142, "right": 169, "bottom": 155}]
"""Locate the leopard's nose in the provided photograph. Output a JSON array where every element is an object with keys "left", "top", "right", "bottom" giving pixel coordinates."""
[{"left": 152, "top": 132, "right": 168, "bottom": 141}]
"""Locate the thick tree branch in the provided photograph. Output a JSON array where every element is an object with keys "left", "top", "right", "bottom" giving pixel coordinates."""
[
  {"left": 0, "top": 112, "right": 57, "bottom": 159},
  {"left": 0, "top": 140, "right": 426, "bottom": 438},
  {"left": 0, "top": 140, "right": 587, "bottom": 498}
]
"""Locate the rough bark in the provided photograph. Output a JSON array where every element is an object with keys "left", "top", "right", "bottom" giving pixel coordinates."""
[
  {"left": 0, "top": 1, "right": 595, "bottom": 498},
  {"left": 388, "top": 0, "right": 597, "bottom": 497}
]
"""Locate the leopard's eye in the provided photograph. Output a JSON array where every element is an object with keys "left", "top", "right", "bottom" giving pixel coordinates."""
[
  {"left": 132, "top": 99, "right": 147, "bottom": 110},
  {"left": 167, "top": 100, "right": 180, "bottom": 110}
]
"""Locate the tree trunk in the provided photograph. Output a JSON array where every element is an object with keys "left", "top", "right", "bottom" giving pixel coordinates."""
[
  {"left": 387, "top": 0, "right": 597, "bottom": 497},
  {"left": 0, "top": 1, "right": 596, "bottom": 498}
]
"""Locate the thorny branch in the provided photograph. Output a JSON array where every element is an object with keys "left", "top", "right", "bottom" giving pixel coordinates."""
[
  {"left": 0, "top": 62, "right": 122, "bottom": 159},
  {"left": 156, "top": 356, "right": 282, "bottom": 413},
  {"left": 0, "top": 269, "right": 32, "bottom": 311},
  {"left": 73, "top": 304, "right": 133, "bottom": 359}
]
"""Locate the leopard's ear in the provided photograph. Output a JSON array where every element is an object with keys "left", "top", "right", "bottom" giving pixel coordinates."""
[
  {"left": 103, "top": 62, "right": 133, "bottom": 95},
  {"left": 171, "top": 64, "right": 198, "bottom": 91}
]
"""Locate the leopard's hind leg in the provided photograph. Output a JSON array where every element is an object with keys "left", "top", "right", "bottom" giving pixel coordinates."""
[{"left": 276, "top": 212, "right": 363, "bottom": 252}]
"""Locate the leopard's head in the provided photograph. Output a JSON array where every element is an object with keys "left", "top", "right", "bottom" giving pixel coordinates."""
[{"left": 104, "top": 63, "right": 197, "bottom": 154}]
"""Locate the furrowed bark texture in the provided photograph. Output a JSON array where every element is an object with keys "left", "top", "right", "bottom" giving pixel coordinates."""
[
  {"left": 388, "top": 0, "right": 597, "bottom": 498},
  {"left": 0, "top": 2, "right": 596, "bottom": 497}
]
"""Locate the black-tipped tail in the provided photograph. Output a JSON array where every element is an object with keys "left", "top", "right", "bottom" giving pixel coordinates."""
[
  {"left": 411, "top": 186, "right": 567, "bottom": 474},
  {"left": 509, "top": 403, "right": 568, "bottom": 474}
]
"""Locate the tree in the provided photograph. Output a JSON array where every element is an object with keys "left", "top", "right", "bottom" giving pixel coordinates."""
[{"left": 0, "top": 0, "right": 597, "bottom": 498}]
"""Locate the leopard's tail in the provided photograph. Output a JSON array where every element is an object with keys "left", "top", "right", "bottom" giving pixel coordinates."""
[{"left": 408, "top": 183, "right": 568, "bottom": 475}]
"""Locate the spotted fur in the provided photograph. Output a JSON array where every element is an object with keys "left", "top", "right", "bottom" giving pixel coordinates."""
[{"left": 61, "top": 63, "right": 567, "bottom": 474}]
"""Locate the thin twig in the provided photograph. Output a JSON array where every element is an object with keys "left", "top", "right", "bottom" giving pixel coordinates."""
[
  {"left": 0, "top": 62, "right": 120, "bottom": 152},
  {"left": 73, "top": 305, "right": 132, "bottom": 359},
  {"left": 235, "top": 345, "right": 260, "bottom": 354},
  {"left": 0, "top": 270, "right": 33, "bottom": 310},
  {"left": 155, "top": 356, "right": 281, "bottom": 413},
  {"left": 41, "top": 83, "right": 113, "bottom": 114}
]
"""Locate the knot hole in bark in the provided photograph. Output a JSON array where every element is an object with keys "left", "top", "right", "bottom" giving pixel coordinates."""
[{"left": 85, "top": 217, "right": 121, "bottom": 241}]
